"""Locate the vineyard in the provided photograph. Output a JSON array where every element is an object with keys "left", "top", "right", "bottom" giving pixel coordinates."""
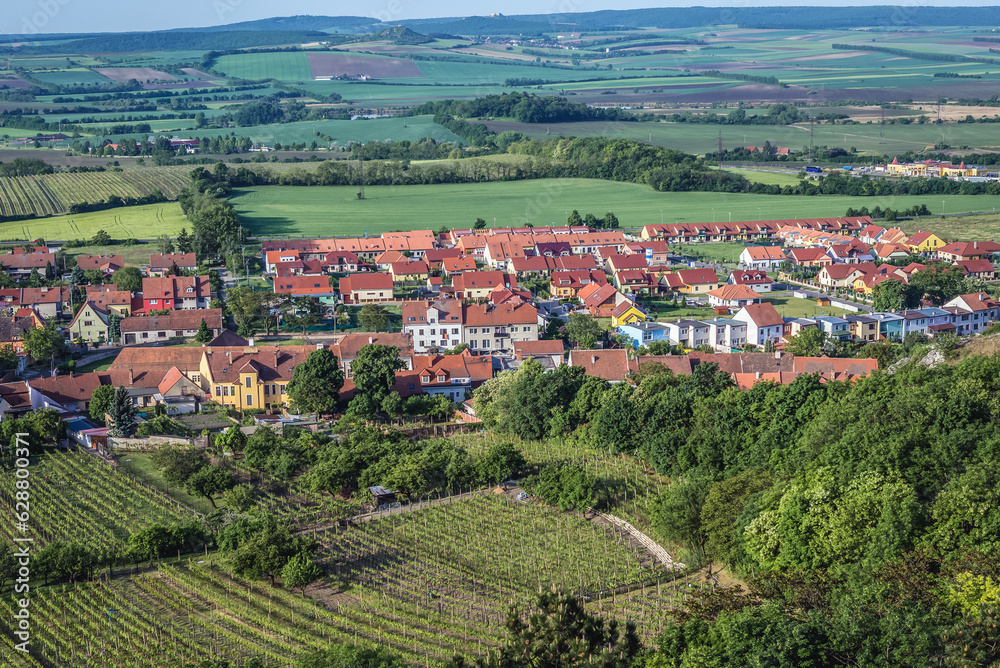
[
  {"left": 0, "top": 169, "right": 190, "bottom": 218},
  {"left": 0, "top": 451, "right": 198, "bottom": 558},
  {"left": 0, "top": 489, "right": 684, "bottom": 667}
]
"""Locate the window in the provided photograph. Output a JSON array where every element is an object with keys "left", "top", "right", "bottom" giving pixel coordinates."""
[
  {"left": 279, "top": 384, "right": 286, "bottom": 394},
  {"left": 419, "top": 329, "right": 424, "bottom": 335},
  {"left": 430, "top": 329, "right": 436, "bottom": 335},
  {"left": 142, "top": 333, "right": 148, "bottom": 339},
  {"left": 452, "top": 328, "right": 459, "bottom": 334},
  {"left": 191, "top": 374, "right": 200, "bottom": 383},
  {"left": 422, "top": 375, "right": 430, "bottom": 383},
  {"left": 149, "top": 299, "right": 158, "bottom": 305},
  {"left": 215, "top": 386, "right": 221, "bottom": 396},
  {"left": 158, "top": 332, "right": 166, "bottom": 338},
  {"left": 245, "top": 377, "right": 252, "bottom": 388},
  {"left": 437, "top": 374, "right": 446, "bottom": 382},
  {"left": 246, "top": 395, "right": 253, "bottom": 406},
  {"left": 264, "top": 385, "right": 269, "bottom": 396},
  {"left": 84, "top": 320, "right": 93, "bottom": 327}
]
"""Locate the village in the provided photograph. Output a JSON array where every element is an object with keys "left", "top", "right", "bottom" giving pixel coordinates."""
[{"left": 0, "top": 212, "right": 994, "bottom": 448}]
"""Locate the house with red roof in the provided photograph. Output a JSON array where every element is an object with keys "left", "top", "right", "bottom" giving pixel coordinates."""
[
  {"left": 549, "top": 270, "right": 607, "bottom": 299},
  {"left": 462, "top": 302, "right": 537, "bottom": 354},
  {"left": 413, "top": 352, "right": 494, "bottom": 402},
  {"left": 732, "top": 302, "right": 784, "bottom": 347},
  {"left": 935, "top": 241, "right": 1000, "bottom": 263},
  {"left": 272, "top": 275, "right": 337, "bottom": 302},
  {"left": 149, "top": 253, "right": 197, "bottom": 276},
  {"left": 787, "top": 247, "right": 832, "bottom": 267},
  {"left": 613, "top": 269, "right": 657, "bottom": 295},
  {"left": 121, "top": 309, "right": 223, "bottom": 344},
  {"left": 140, "top": 276, "right": 212, "bottom": 312},
  {"left": 77, "top": 254, "right": 125, "bottom": 276},
  {"left": 339, "top": 272, "right": 394, "bottom": 304},
  {"left": 944, "top": 292, "right": 1000, "bottom": 335},
  {"left": 374, "top": 250, "right": 408, "bottom": 271},
  {"left": 423, "top": 247, "right": 465, "bottom": 271},
  {"left": 441, "top": 257, "right": 479, "bottom": 277},
  {"left": 675, "top": 268, "right": 720, "bottom": 294},
  {"left": 389, "top": 260, "right": 430, "bottom": 283},
  {"left": 956, "top": 259, "right": 997, "bottom": 281},
  {"left": 728, "top": 269, "right": 773, "bottom": 293},
  {"left": 402, "top": 299, "right": 463, "bottom": 353},
  {"left": 453, "top": 271, "right": 516, "bottom": 300}
]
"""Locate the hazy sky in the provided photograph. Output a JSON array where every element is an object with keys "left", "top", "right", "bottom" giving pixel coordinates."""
[{"left": 4, "top": 0, "right": 997, "bottom": 36}]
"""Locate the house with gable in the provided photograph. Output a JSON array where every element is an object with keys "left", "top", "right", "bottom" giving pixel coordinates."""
[
  {"left": 414, "top": 352, "right": 493, "bottom": 402},
  {"left": 339, "top": 273, "right": 394, "bottom": 304},
  {"left": 732, "top": 302, "right": 784, "bottom": 347},
  {"left": 402, "top": 299, "right": 464, "bottom": 353},
  {"left": 140, "top": 276, "right": 212, "bottom": 312},
  {"left": 739, "top": 245, "right": 786, "bottom": 270},
  {"left": 67, "top": 301, "right": 110, "bottom": 343},
  {"left": 728, "top": 269, "right": 773, "bottom": 293}
]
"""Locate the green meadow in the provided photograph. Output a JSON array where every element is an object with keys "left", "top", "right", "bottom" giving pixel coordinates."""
[
  {"left": 229, "top": 179, "right": 1000, "bottom": 237},
  {"left": 0, "top": 203, "right": 186, "bottom": 242}
]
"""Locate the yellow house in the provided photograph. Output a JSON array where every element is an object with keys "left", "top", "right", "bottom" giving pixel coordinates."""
[
  {"left": 906, "top": 231, "right": 945, "bottom": 254},
  {"left": 611, "top": 302, "right": 646, "bottom": 328},
  {"left": 67, "top": 301, "right": 110, "bottom": 343},
  {"left": 201, "top": 346, "right": 311, "bottom": 411}
]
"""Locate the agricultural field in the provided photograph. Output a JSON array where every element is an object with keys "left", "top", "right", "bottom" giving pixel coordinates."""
[
  {"left": 0, "top": 168, "right": 190, "bottom": 218},
  {"left": 0, "top": 451, "right": 198, "bottom": 554},
  {"left": 0, "top": 202, "right": 187, "bottom": 242},
  {"left": 213, "top": 52, "right": 315, "bottom": 81},
  {"left": 229, "top": 180, "right": 1000, "bottom": 237},
  {"left": 0, "top": 488, "right": 673, "bottom": 667}
]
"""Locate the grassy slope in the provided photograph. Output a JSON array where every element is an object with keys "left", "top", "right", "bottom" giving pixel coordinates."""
[{"left": 230, "top": 180, "right": 1000, "bottom": 237}]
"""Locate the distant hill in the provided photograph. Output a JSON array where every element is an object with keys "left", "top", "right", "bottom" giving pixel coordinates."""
[
  {"left": 368, "top": 26, "right": 433, "bottom": 45},
  {"left": 402, "top": 6, "right": 1000, "bottom": 33},
  {"left": 5, "top": 30, "right": 330, "bottom": 54},
  {"left": 168, "top": 15, "right": 384, "bottom": 34}
]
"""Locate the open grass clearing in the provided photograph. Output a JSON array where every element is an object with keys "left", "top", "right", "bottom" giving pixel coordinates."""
[{"left": 230, "top": 179, "right": 1000, "bottom": 237}]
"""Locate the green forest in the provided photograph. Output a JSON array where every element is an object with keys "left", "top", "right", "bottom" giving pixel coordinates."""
[{"left": 472, "top": 357, "right": 1000, "bottom": 666}]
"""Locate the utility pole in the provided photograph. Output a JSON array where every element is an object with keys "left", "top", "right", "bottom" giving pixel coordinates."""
[
  {"left": 878, "top": 109, "right": 886, "bottom": 144},
  {"left": 808, "top": 115, "right": 815, "bottom": 162},
  {"left": 357, "top": 143, "right": 365, "bottom": 200}
]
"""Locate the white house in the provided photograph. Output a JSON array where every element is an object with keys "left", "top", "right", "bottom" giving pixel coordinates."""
[
  {"left": 739, "top": 245, "right": 786, "bottom": 270},
  {"left": 733, "top": 302, "right": 784, "bottom": 347}
]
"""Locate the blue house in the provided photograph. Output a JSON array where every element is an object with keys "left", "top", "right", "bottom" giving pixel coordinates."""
[{"left": 617, "top": 321, "right": 671, "bottom": 349}]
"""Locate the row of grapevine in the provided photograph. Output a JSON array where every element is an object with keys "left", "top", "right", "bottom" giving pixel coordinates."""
[
  {"left": 0, "top": 167, "right": 191, "bottom": 219},
  {"left": 0, "top": 451, "right": 198, "bottom": 556}
]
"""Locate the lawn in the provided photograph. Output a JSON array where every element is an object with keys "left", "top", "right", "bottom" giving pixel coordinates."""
[
  {"left": 229, "top": 179, "right": 1000, "bottom": 237},
  {"left": 762, "top": 292, "right": 851, "bottom": 318},
  {"left": 0, "top": 203, "right": 187, "bottom": 242},
  {"left": 897, "top": 212, "right": 1000, "bottom": 242},
  {"left": 118, "top": 453, "right": 217, "bottom": 515},
  {"left": 66, "top": 240, "right": 161, "bottom": 266},
  {"left": 74, "top": 356, "right": 117, "bottom": 373}
]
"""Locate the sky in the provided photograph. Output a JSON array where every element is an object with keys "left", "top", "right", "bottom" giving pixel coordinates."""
[{"left": 4, "top": 0, "right": 998, "bottom": 35}]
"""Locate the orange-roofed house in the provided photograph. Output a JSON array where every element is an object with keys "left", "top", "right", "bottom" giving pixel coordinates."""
[
  {"left": 374, "top": 250, "right": 408, "bottom": 271},
  {"left": 728, "top": 269, "right": 773, "bottom": 293},
  {"left": 871, "top": 243, "right": 911, "bottom": 261},
  {"left": 339, "top": 273, "right": 394, "bottom": 304},
  {"left": 707, "top": 284, "right": 762, "bottom": 309},
  {"left": 739, "top": 245, "right": 786, "bottom": 270},
  {"left": 944, "top": 292, "right": 1000, "bottom": 335},
  {"left": 264, "top": 249, "right": 301, "bottom": 273},
  {"left": 441, "top": 256, "right": 479, "bottom": 277},
  {"left": 453, "top": 272, "right": 516, "bottom": 300},
  {"left": 272, "top": 276, "right": 337, "bottom": 302},
  {"left": 67, "top": 301, "right": 110, "bottom": 343},
  {"left": 414, "top": 352, "right": 494, "bottom": 402},
  {"left": 76, "top": 254, "right": 125, "bottom": 276}
]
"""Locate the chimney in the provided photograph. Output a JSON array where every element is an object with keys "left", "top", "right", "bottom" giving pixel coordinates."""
[
  {"left": 369, "top": 337, "right": 373, "bottom": 344},
  {"left": 316, "top": 343, "right": 323, "bottom": 350},
  {"left": 591, "top": 355, "right": 597, "bottom": 364},
  {"left": 756, "top": 372, "right": 760, "bottom": 379},
  {"left": 774, "top": 351, "right": 780, "bottom": 360}
]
